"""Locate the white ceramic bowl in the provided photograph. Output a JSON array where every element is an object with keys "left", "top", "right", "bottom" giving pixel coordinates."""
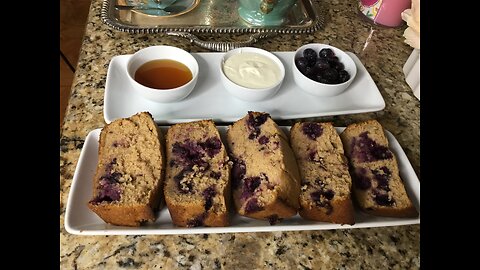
[
  {"left": 220, "top": 47, "right": 285, "bottom": 102},
  {"left": 292, "top": 44, "right": 357, "bottom": 97},
  {"left": 126, "top": 45, "right": 199, "bottom": 103}
]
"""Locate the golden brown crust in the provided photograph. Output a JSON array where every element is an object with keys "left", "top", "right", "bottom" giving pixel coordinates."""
[
  {"left": 166, "top": 120, "right": 215, "bottom": 138},
  {"left": 342, "top": 119, "right": 386, "bottom": 134},
  {"left": 241, "top": 198, "right": 297, "bottom": 220},
  {"left": 87, "top": 204, "right": 156, "bottom": 227},
  {"left": 165, "top": 196, "right": 230, "bottom": 227},
  {"left": 362, "top": 204, "right": 418, "bottom": 218},
  {"left": 299, "top": 197, "right": 355, "bottom": 225}
]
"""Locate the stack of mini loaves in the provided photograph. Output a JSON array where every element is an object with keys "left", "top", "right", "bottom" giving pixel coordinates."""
[{"left": 87, "top": 112, "right": 418, "bottom": 227}]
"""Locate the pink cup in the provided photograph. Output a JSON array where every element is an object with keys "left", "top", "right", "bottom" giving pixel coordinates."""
[{"left": 359, "top": 0, "right": 411, "bottom": 27}]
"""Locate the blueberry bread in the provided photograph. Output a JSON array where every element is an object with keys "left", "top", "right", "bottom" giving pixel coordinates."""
[
  {"left": 164, "top": 120, "right": 231, "bottom": 227},
  {"left": 340, "top": 120, "right": 418, "bottom": 217},
  {"left": 88, "top": 112, "right": 165, "bottom": 226},
  {"left": 290, "top": 122, "right": 355, "bottom": 225},
  {"left": 226, "top": 112, "right": 300, "bottom": 224}
]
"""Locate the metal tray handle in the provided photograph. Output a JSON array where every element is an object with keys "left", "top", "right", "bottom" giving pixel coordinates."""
[{"left": 166, "top": 32, "right": 278, "bottom": 52}]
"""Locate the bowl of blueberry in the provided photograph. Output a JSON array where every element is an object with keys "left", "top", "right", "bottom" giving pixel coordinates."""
[{"left": 292, "top": 44, "right": 357, "bottom": 97}]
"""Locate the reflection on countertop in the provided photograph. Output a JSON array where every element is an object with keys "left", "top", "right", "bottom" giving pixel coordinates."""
[{"left": 60, "top": 0, "right": 420, "bottom": 268}]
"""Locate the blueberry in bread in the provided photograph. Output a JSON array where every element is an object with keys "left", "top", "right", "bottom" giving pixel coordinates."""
[
  {"left": 164, "top": 120, "right": 231, "bottom": 227},
  {"left": 87, "top": 112, "right": 165, "bottom": 226},
  {"left": 340, "top": 120, "right": 418, "bottom": 217},
  {"left": 290, "top": 122, "right": 355, "bottom": 225},
  {"left": 226, "top": 111, "right": 301, "bottom": 224}
]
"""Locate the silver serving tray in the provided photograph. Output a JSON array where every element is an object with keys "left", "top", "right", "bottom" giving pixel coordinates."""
[{"left": 101, "top": 0, "right": 326, "bottom": 51}]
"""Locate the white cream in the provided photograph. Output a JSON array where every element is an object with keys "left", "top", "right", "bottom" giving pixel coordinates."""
[{"left": 223, "top": 52, "right": 281, "bottom": 89}]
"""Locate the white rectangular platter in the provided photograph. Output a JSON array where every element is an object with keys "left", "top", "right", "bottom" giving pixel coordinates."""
[
  {"left": 65, "top": 126, "right": 420, "bottom": 235},
  {"left": 104, "top": 52, "right": 385, "bottom": 124}
]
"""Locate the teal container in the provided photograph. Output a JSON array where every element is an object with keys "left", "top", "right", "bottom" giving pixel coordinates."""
[{"left": 238, "top": 0, "right": 296, "bottom": 26}]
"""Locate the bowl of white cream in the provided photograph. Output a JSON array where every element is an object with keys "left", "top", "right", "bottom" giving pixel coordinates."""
[{"left": 220, "top": 47, "right": 285, "bottom": 102}]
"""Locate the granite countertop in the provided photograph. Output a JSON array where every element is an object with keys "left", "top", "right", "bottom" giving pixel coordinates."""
[{"left": 60, "top": 0, "right": 420, "bottom": 268}]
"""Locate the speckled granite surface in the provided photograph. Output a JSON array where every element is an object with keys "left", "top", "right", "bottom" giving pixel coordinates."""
[{"left": 60, "top": 0, "right": 420, "bottom": 268}]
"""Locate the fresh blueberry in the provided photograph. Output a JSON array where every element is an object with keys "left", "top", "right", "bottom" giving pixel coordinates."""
[
  {"left": 330, "top": 60, "right": 344, "bottom": 71},
  {"left": 327, "top": 56, "right": 339, "bottom": 64},
  {"left": 295, "top": 57, "right": 309, "bottom": 72},
  {"left": 338, "top": 70, "right": 350, "bottom": 83},
  {"left": 303, "top": 48, "right": 317, "bottom": 66},
  {"left": 322, "top": 68, "right": 339, "bottom": 84},
  {"left": 319, "top": 48, "right": 335, "bottom": 59},
  {"left": 314, "top": 58, "right": 330, "bottom": 71},
  {"left": 303, "top": 66, "right": 316, "bottom": 79}
]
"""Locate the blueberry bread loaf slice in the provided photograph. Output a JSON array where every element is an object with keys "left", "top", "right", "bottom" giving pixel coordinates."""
[
  {"left": 164, "top": 120, "right": 231, "bottom": 227},
  {"left": 340, "top": 120, "right": 418, "bottom": 217},
  {"left": 88, "top": 112, "right": 165, "bottom": 226},
  {"left": 226, "top": 111, "right": 300, "bottom": 224},
  {"left": 290, "top": 122, "right": 355, "bottom": 225}
]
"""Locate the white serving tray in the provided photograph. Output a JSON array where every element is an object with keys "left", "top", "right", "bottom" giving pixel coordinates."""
[
  {"left": 104, "top": 52, "right": 385, "bottom": 124},
  {"left": 64, "top": 126, "right": 419, "bottom": 235}
]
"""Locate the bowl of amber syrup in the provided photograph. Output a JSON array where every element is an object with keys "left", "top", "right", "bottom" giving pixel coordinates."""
[{"left": 126, "top": 45, "right": 199, "bottom": 103}]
